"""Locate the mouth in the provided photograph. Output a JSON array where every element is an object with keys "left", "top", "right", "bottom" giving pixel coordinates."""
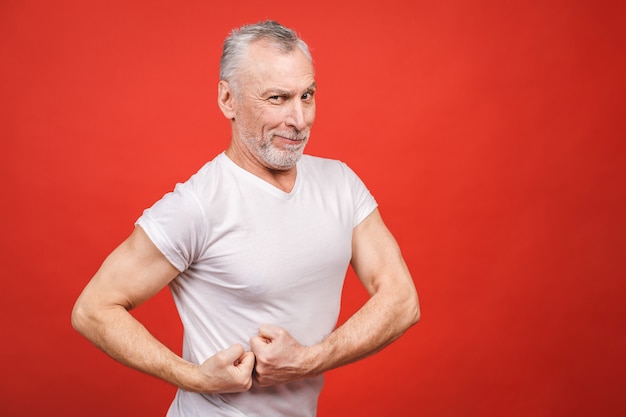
[{"left": 272, "top": 131, "right": 309, "bottom": 145}]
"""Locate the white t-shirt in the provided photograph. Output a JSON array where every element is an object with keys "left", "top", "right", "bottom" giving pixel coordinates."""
[{"left": 136, "top": 152, "right": 377, "bottom": 416}]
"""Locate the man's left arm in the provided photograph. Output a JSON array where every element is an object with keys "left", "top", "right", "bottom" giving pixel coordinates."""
[{"left": 250, "top": 208, "right": 420, "bottom": 385}]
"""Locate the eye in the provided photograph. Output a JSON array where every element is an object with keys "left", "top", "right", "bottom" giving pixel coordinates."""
[
  {"left": 267, "top": 95, "right": 285, "bottom": 104},
  {"left": 301, "top": 91, "right": 315, "bottom": 101}
]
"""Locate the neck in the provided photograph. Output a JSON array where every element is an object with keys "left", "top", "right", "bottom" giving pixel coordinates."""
[{"left": 225, "top": 143, "right": 298, "bottom": 193}]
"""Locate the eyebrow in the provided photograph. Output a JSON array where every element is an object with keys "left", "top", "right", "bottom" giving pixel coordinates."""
[{"left": 261, "top": 82, "right": 317, "bottom": 97}]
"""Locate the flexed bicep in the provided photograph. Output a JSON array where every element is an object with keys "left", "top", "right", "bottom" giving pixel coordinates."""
[{"left": 74, "top": 225, "right": 179, "bottom": 316}]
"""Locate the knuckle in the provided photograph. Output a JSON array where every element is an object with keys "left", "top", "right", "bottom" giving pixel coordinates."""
[
  {"left": 214, "top": 351, "right": 227, "bottom": 363},
  {"left": 255, "top": 374, "right": 267, "bottom": 386},
  {"left": 243, "top": 377, "right": 253, "bottom": 390},
  {"left": 254, "top": 363, "right": 265, "bottom": 375},
  {"left": 214, "top": 351, "right": 232, "bottom": 367},
  {"left": 254, "top": 351, "right": 268, "bottom": 364}
]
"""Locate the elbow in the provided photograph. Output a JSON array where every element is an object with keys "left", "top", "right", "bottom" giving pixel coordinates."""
[
  {"left": 412, "top": 303, "right": 421, "bottom": 327},
  {"left": 407, "top": 290, "right": 421, "bottom": 328},
  {"left": 399, "top": 282, "right": 420, "bottom": 329},
  {"left": 384, "top": 284, "right": 420, "bottom": 332},
  {"left": 383, "top": 279, "right": 421, "bottom": 331},
  {"left": 71, "top": 301, "right": 86, "bottom": 335},
  {"left": 71, "top": 297, "right": 93, "bottom": 337}
]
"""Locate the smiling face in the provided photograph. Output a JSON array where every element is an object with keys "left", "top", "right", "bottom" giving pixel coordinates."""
[{"left": 219, "top": 40, "right": 317, "bottom": 172}]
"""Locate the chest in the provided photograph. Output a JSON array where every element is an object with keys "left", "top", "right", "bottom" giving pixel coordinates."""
[{"left": 189, "top": 184, "right": 355, "bottom": 300}]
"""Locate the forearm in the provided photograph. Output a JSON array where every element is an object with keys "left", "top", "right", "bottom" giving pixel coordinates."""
[
  {"left": 72, "top": 303, "right": 200, "bottom": 391},
  {"left": 303, "top": 208, "right": 422, "bottom": 375},
  {"left": 308, "top": 285, "right": 420, "bottom": 375}
]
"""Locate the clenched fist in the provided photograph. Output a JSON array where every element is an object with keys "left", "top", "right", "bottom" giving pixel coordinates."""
[
  {"left": 249, "top": 324, "right": 316, "bottom": 386},
  {"left": 194, "top": 344, "right": 255, "bottom": 393}
]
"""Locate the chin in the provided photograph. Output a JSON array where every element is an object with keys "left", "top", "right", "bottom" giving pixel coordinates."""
[{"left": 262, "top": 149, "right": 304, "bottom": 170}]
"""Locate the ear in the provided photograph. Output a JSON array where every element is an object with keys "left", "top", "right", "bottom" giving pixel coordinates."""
[{"left": 217, "top": 80, "right": 236, "bottom": 120}]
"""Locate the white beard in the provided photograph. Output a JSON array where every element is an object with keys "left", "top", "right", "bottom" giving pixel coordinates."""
[{"left": 243, "top": 130, "right": 309, "bottom": 170}]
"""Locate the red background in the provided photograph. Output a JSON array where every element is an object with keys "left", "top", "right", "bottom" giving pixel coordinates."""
[{"left": 2, "top": 1, "right": 625, "bottom": 416}]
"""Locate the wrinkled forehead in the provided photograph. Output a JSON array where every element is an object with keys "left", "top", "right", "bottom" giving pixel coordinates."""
[{"left": 239, "top": 40, "right": 316, "bottom": 90}]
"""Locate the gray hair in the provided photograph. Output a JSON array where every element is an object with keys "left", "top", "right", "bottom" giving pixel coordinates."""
[{"left": 219, "top": 20, "right": 312, "bottom": 87}]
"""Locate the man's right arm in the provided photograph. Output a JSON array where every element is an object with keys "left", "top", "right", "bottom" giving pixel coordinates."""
[{"left": 71, "top": 226, "right": 254, "bottom": 393}]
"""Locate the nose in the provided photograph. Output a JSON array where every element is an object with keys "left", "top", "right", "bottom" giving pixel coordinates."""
[{"left": 285, "top": 99, "right": 309, "bottom": 131}]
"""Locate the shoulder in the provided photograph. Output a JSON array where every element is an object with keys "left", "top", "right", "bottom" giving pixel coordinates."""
[
  {"left": 177, "top": 153, "right": 229, "bottom": 195},
  {"left": 299, "top": 154, "right": 354, "bottom": 177},
  {"left": 188, "top": 153, "right": 227, "bottom": 182},
  {"left": 141, "top": 153, "right": 227, "bottom": 221}
]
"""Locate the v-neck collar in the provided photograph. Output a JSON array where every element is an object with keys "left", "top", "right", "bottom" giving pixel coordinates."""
[{"left": 219, "top": 152, "right": 302, "bottom": 200}]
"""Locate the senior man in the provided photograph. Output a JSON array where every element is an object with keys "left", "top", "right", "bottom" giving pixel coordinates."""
[{"left": 72, "top": 20, "right": 420, "bottom": 416}]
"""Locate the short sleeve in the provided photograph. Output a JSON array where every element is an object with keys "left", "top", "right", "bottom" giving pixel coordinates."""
[
  {"left": 341, "top": 162, "right": 378, "bottom": 227},
  {"left": 135, "top": 182, "right": 208, "bottom": 272}
]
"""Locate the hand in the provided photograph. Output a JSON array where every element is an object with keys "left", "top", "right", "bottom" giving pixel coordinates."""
[
  {"left": 194, "top": 344, "right": 255, "bottom": 393},
  {"left": 249, "top": 324, "right": 314, "bottom": 386}
]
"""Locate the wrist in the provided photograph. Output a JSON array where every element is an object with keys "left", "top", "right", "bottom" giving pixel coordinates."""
[
  {"left": 167, "top": 358, "right": 205, "bottom": 392},
  {"left": 304, "top": 342, "right": 331, "bottom": 376}
]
